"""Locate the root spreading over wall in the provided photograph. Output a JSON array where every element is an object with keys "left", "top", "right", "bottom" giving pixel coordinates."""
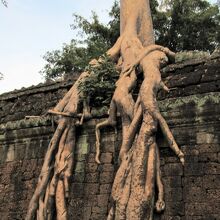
[{"left": 26, "top": 0, "right": 184, "bottom": 219}]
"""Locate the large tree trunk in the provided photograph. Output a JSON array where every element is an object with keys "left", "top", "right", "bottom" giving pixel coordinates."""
[
  {"left": 97, "top": 0, "right": 184, "bottom": 219},
  {"left": 120, "top": 0, "right": 155, "bottom": 46},
  {"left": 26, "top": 0, "right": 184, "bottom": 219}
]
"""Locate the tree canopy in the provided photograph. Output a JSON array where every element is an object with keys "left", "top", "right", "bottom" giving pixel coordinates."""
[
  {"left": 157, "top": 0, "right": 220, "bottom": 51},
  {"left": 41, "top": 0, "right": 220, "bottom": 80},
  {"left": 41, "top": 1, "right": 120, "bottom": 80}
]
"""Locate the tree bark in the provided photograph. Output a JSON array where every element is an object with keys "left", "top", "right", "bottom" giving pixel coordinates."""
[
  {"left": 27, "top": 0, "right": 184, "bottom": 219},
  {"left": 120, "top": 0, "right": 155, "bottom": 46}
]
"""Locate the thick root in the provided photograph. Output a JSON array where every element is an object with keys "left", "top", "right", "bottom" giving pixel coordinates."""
[
  {"left": 122, "top": 45, "right": 175, "bottom": 77},
  {"left": 153, "top": 111, "right": 184, "bottom": 165},
  {"left": 107, "top": 205, "right": 115, "bottom": 220},
  {"left": 26, "top": 119, "right": 66, "bottom": 220},
  {"left": 95, "top": 100, "right": 117, "bottom": 164},
  {"left": 54, "top": 71, "right": 89, "bottom": 113},
  {"left": 28, "top": 2, "right": 183, "bottom": 218},
  {"left": 155, "top": 144, "right": 165, "bottom": 213},
  {"left": 56, "top": 180, "right": 67, "bottom": 220},
  {"left": 95, "top": 119, "right": 117, "bottom": 164},
  {"left": 119, "top": 105, "right": 142, "bottom": 161}
]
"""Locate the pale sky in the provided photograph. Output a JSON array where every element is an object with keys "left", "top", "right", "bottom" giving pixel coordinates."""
[
  {"left": 0, "top": 0, "right": 217, "bottom": 94},
  {"left": 0, "top": 0, "right": 116, "bottom": 94}
]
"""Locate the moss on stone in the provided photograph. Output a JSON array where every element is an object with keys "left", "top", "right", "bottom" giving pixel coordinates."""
[
  {"left": 159, "top": 92, "right": 220, "bottom": 111},
  {"left": 175, "top": 51, "right": 210, "bottom": 63},
  {"left": 76, "top": 135, "right": 89, "bottom": 155}
]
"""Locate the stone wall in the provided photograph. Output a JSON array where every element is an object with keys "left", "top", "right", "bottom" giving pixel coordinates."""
[{"left": 0, "top": 56, "right": 219, "bottom": 220}]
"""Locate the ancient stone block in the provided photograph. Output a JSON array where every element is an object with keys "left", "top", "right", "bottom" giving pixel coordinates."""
[
  {"left": 97, "top": 194, "right": 110, "bottom": 207},
  {"left": 100, "top": 163, "right": 114, "bottom": 172},
  {"left": 199, "top": 152, "right": 218, "bottom": 162},
  {"left": 196, "top": 133, "right": 216, "bottom": 144},
  {"left": 100, "top": 184, "right": 112, "bottom": 194},
  {"left": 5, "top": 144, "right": 15, "bottom": 162},
  {"left": 82, "top": 206, "right": 92, "bottom": 220},
  {"left": 205, "top": 189, "right": 220, "bottom": 202},
  {"left": 73, "top": 172, "right": 85, "bottom": 183},
  {"left": 182, "top": 176, "right": 203, "bottom": 188},
  {"left": 185, "top": 202, "right": 220, "bottom": 216},
  {"left": 165, "top": 202, "right": 185, "bottom": 216},
  {"left": 84, "top": 195, "right": 98, "bottom": 207},
  {"left": 85, "top": 172, "right": 99, "bottom": 183},
  {"left": 202, "top": 175, "right": 220, "bottom": 189},
  {"left": 90, "top": 212, "right": 106, "bottom": 220},
  {"left": 100, "top": 153, "right": 113, "bottom": 164},
  {"left": 165, "top": 187, "right": 183, "bottom": 202},
  {"left": 198, "top": 144, "right": 219, "bottom": 153},
  {"left": 100, "top": 172, "right": 114, "bottom": 184},
  {"left": 183, "top": 186, "right": 205, "bottom": 202},
  {"left": 162, "top": 163, "right": 183, "bottom": 176},
  {"left": 163, "top": 176, "right": 182, "bottom": 188},
  {"left": 85, "top": 162, "right": 98, "bottom": 173},
  {"left": 92, "top": 205, "right": 107, "bottom": 214},
  {"left": 184, "top": 162, "right": 204, "bottom": 176},
  {"left": 203, "top": 162, "right": 220, "bottom": 175},
  {"left": 84, "top": 183, "right": 99, "bottom": 195}
]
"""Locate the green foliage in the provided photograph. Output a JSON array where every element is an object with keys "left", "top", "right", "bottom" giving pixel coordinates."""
[
  {"left": 156, "top": 0, "right": 220, "bottom": 51},
  {"left": 41, "top": 1, "right": 119, "bottom": 80},
  {"left": 78, "top": 55, "right": 119, "bottom": 107},
  {"left": 40, "top": 40, "right": 89, "bottom": 80}
]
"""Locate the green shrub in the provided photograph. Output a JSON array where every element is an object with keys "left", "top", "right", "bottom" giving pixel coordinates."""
[{"left": 79, "top": 55, "right": 119, "bottom": 107}]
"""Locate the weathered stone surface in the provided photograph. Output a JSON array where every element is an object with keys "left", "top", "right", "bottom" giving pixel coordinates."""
[
  {"left": 0, "top": 57, "right": 219, "bottom": 219},
  {"left": 100, "top": 184, "right": 112, "bottom": 194}
]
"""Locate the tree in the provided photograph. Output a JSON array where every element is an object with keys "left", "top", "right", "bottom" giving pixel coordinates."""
[
  {"left": 41, "top": 1, "right": 120, "bottom": 80},
  {"left": 41, "top": 40, "right": 89, "bottom": 80},
  {"left": 41, "top": 0, "right": 220, "bottom": 80},
  {"left": 26, "top": 0, "right": 185, "bottom": 219},
  {"left": 158, "top": 0, "right": 220, "bottom": 51}
]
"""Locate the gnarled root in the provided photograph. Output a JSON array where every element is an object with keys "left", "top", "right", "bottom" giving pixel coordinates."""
[
  {"left": 27, "top": 71, "right": 90, "bottom": 218},
  {"left": 105, "top": 41, "right": 183, "bottom": 220},
  {"left": 155, "top": 144, "right": 165, "bottom": 213},
  {"left": 107, "top": 205, "right": 116, "bottom": 220},
  {"left": 153, "top": 111, "right": 184, "bottom": 165},
  {"left": 119, "top": 105, "right": 142, "bottom": 161},
  {"left": 95, "top": 100, "right": 117, "bottom": 164},
  {"left": 26, "top": 117, "right": 76, "bottom": 220},
  {"left": 54, "top": 71, "right": 89, "bottom": 113},
  {"left": 122, "top": 45, "right": 175, "bottom": 77},
  {"left": 26, "top": 118, "right": 67, "bottom": 220}
]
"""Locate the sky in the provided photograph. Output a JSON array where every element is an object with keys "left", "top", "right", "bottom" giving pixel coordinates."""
[
  {"left": 0, "top": 0, "right": 218, "bottom": 94},
  {"left": 0, "top": 0, "right": 116, "bottom": 94}
]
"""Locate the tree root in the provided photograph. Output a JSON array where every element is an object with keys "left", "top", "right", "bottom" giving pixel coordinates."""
[
  {"left": 27, "top": 1, "right": 185, "bottom": 219},
  {"left": 97, "top": 41, "right": 184, "bottom": 219},
  {"left": 26, "top": 44, "right": 122, "bottom": 218},
  {"left": 26, "top": 118, "right": 66, "bottom": 220},
  {"left": 26, "top": 63, "right": 93, "bottom": 219}
]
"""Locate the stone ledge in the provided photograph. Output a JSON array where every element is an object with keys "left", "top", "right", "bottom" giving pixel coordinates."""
[
  {"left": 162, "top": 54, "right": 219, "bottom": 74},
  {"left": 1, "top": 56, "right": 219, "bottom": 102},
  {"left": 0, "top": 78, "right": 76, "bottom": 101},
  {"left": 0, "top": 91, "right": 219, "bottom": 132}
]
